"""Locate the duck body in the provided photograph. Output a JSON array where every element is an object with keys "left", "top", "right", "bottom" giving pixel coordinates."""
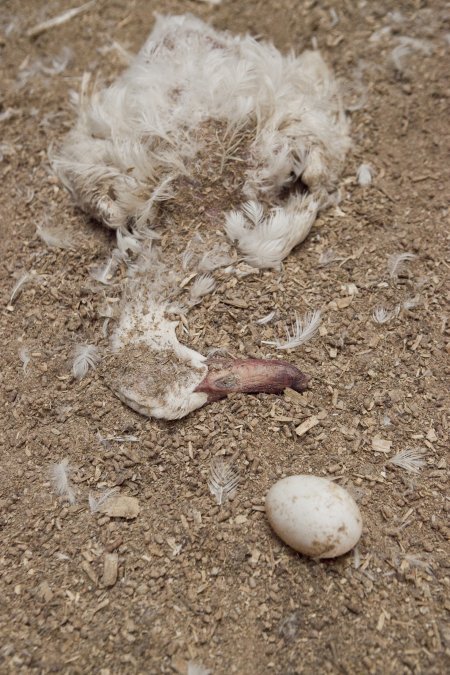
[{"left": 52, "top": 14, "right": 350, "bottom": 420}]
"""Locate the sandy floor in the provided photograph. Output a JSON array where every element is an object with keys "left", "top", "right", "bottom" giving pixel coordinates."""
[{"left": 1, "top": 1, "right": 449, "bottom": 673}]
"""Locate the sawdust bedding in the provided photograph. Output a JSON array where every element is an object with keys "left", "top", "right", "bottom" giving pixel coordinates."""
[{"left": 0, "top": 1, "right": 449, "bottom": 673}]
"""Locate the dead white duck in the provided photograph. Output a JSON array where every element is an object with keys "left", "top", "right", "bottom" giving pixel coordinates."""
[{"left": 52, "top": 14, "right": 350, "bottom": 420}]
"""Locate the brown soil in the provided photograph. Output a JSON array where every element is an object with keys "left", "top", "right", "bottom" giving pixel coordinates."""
[{"left": 0, "top": 1, "right": 449, "bottom": 673}]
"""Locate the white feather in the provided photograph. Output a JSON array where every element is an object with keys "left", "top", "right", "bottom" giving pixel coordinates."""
[
  {"left": 387, "top": 252, "right": 416, "bottom": 278},
  {"left": 208, "top": 457, "right": 240, "bottom": 506},
  {"left": 90, "top": 249, "right": 123, "bottom": 284},
  {"left": 72, "top": 344, "right": 100, "bottom": 378},
  {"left": 372, "top": 306, "right": 400, "bottom": 324},
  {"left": 356, "top": 163, "right": 373, "bottom": 186},
  {"left": 225, "top": 196, "right": 318, "bottom": 269},
  {"left": 263, "top": 310, "right": 321, "bottom": 350},
  {"left": 36, "top": 222, "right": 74, "bottom": 250},
  {"left": 0, "top": 141, "right": 15, "bottom": 160},
  {"left": 89, "top": 487, "right": 119, "bottom": 513},
  {"left": 390, "top": 37, "right": 433, "bottom": 73},
  {"left": 242, "top": 200, "right": 265, "bottom": 226},
  {"left": 318, "top": 249, "right": 342, "bottom": 266},
  {"left": 9, "top": 271, "right": 33, "bottom": 304},
  {"left": 50, "top": 459, "right": 76, "bottom": 504},
  {"left": 403, "top": 295, "right": 420, "bottom": 310},
  {"left": 181, "top": 249, "right": 197, "bottom": 270},
  {"left": 198, "top": 248, "right": 233, "bottom": 272},
  {"left": 190, "top": 274, "right": 216, "bottom": 302},
  {"left": 389, "top": 448, "right": 426, "bottom": 474},
  {"left": 18, "top": 347, "right": 30, "bottom": 372},
  {"left": 225, "top": 210, "right": 247, "bottom": 241},
  {"left": 256, "top": 310, "right": 276, "bottom": 325},
  {"left": 116, "top": 230, "right": 141, "bottom": 254},
  {"left": 27, "top": 3, "right": 95, "bottom": 38},
  {"left": 18, "top": 47, "right": 73, "bottom": 85}
]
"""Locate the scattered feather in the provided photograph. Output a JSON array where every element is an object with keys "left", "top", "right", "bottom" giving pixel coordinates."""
[
  {"left": 90, "top": 249, "right": 123, "bottom": 284},
  {"left": 256, "top": 310, "right": 276, "bottom": 325},
  {"left": 55, "top": 551, "right": 71, "bottom": 561},
  {"left": 382, "top": 414, "right": 391, "bottom": 427},
  {"left": 189, "top": 274, "right": 216, "bottom": 302},
  {"left": 18, "top": 48, "right": 73, "bottom": 85},
  {"left": 403, "top": 295, "right": 420, "bottom": 310},
  {"left": 36, "top": 222, "right": 74, "bottom": 250},
  {"left": 263, "top": 309, "right": 321, "bottom": 350},
  {"left": 0, "top": 142, "right": 15, "bottom": 161},
  {"left": 72, "top": 344, "right": 100, "bottom": 379},
  {"left": 50, "top": 459, "right": 76, "bottom": 504},
  {"left": 318, "top": 249, "right": 342, "bottom": 266},
  {"left": 389, "top": 448, "right": 426, "bottom": 474},
  {"left": 167, "top": 538, "right": 183, "bottom": 557},
  {"left": 9, "top": 271, "right": 34, "bottom": 304},
  {"left": 0, "top": 108, "right": 20, "bottom": 123},
  {"left": 27, "top": 1, "right": 97, "bottom": 38},
  {"left": 329, "top": 8, "right": 339, "bottom": 27},
  {"left": 116, "top": 229, "right": 140, "bottom": 254},
  {"left": 18, "top": 347, "right": 30, "bottom": 372},
  {"left": 102, "top": 318, "right": 110, "bottom": 338},
  {"left": 89, "top": 487, "right": 119, "bottom": 513},
  {"left": 372, "top": 305, "right": 400, "bottom": 324},
  {"left": 208, "top": 457, "right": 240, "bottom": 506},
  {"left": 401, "top": 554, "right": 433, "bottom": 576},
  {"left": 390, "top": 37, "right": 433, "bottom": 73},
  {"left": 388, "top": 252, "right": 416, "bottom": 278},
  {"left": 198, "top": 249, "right": 233, "bottom": 272},
  {"left": 357, "top": 163, "right": 373, "bottom": 186},
  {"left": 181, "top": 249, "right": 197, "bottom": 270}
]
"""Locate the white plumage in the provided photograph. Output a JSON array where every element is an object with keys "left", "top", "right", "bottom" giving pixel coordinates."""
[{"left": 52, "top": 14, "right": 350, "bottom": 420}]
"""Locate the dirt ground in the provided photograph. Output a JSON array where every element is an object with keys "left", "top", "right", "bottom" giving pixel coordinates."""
[{"left": 1, "top": 1, "right": 449, "bottom": 673}]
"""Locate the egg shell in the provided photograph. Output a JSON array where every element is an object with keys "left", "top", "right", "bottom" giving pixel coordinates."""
[{"left": 265, "top": 475, "right": 362, "bottom": 558}]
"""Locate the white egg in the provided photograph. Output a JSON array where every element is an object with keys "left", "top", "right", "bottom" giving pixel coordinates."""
[{"left": 265, "top": 475, "right": 362, "bottom": 558}]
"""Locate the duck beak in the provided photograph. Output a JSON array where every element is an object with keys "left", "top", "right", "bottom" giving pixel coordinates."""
[{"left": 195, "top": 356, "right": 309, "bottom": 403}]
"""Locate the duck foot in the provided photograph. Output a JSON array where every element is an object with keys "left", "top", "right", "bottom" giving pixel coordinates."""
[{"left": 195, "top": 357, "right": 309, "bottom": 403}]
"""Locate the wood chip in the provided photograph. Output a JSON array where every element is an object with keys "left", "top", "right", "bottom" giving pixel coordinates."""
[
  {"left": 235, "top": 514, "right": 248, "bottom": 524},
  {"left": 335, "top": 296, "right": 353, "bottom": 309},
  {"left": 36, "top": 580, "right": 53, "bottom": 602},
  {"left": 284, "top": 388, "right": 307, "bottom": 405},
  {"left": 102, "top": 553, "right": 119, "bottom": 587},
  {"left": 99, "top": 495, "right": 140, "bottom": 519},
  {"left": 222, "top": 296, "right": 249, "bottom": 308},
  {"left": 426, "top": 428, "right": 437, "bottom": 442},
  {"left": 372, "top": 437, "right": 392, "bottom": 454},
  {"left": 81, "top": 560, "right": 98, "bottom": 585},
  {"left": 295, "top": 415, "right": 319, "bottom": 437}
]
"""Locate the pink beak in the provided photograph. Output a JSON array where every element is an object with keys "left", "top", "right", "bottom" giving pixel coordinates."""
[{"left": 195, "top": 356, "right": 309, "bottom": 403}]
